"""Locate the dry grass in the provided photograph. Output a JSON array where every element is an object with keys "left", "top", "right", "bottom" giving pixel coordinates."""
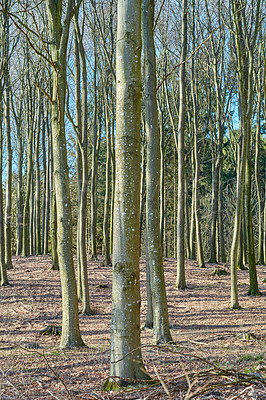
[{"left": 0, "top": 255, "right": 265, "bottom": 399}]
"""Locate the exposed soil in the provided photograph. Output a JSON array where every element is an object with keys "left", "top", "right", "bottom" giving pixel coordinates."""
[{"left": 0, "top": 255, "right": 265, "bottom": 399}]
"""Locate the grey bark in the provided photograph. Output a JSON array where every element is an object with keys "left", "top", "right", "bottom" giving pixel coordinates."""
[
  {"left": 74, "top": 13, "right": 92, "bottom": 314},
  {"left": 106, "top": 0, "right": 151, "bottom": 386},
  {"left": 0, "top": 68, "right": 9, "bottom": 285},
  {"left": 142, "top": 0, "right": 172, "bottom": 344},
  {"left": 103, "top": 84, "right": 112, "bottom": 266},
  {"left": 46, "top": 0, "right": 84, "bottom": 348},
  {"left": 191, "top": 0, "right": 205, "bottom": 269},
  {"left": 176, "top": 0, "right": 187, "bottom": 288},
  {"left": 4, "top": 11, "right": 12, "bottom": 269}
]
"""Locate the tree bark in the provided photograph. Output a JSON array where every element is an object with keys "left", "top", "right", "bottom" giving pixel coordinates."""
[
  {"left": 4, "top": 14, "right": 12, "bottom": 268},
  {"left": 176, "top": 0, "right": 187, "bottom": 288},
  {"left": 74, "top": 13, "right": 92, "bottom": 314},
  {"left": 191, "top": 0, "right": 205, "bottom": 269},
  {"left": 105, "top": 0, "right": 151, "bottom": 387},
  {"left": 46, "top": 0, "right": 84, "bottom": 348},
  {"left": 142, "top": 0, "right": 172, "bottom": 344},
  {"left": 0, "top": 72, "right": 9, "bottom": 285}
]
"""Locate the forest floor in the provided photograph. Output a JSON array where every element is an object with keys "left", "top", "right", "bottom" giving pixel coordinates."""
[{"left": 0, "top": 256, "right": 266, "bottom": 400}]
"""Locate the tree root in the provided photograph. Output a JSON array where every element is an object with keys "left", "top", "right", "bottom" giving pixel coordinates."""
[{"left": 40, "top": 325, "right": 62, "bottom": 336}]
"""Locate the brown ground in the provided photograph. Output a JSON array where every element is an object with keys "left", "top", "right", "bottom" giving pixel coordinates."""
[{"left": 0, "top": 256, "right": 265, "bottom": 400}]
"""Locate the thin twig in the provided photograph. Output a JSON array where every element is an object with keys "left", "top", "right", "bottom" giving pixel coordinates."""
[
  {"left": 229, "top": 385, "right": 255, "bottom": 400},
  {"left": 12, "top": 344, "right": 73, "bottom": 400},
  {"left": 154, "top": 367, "right": 172, "bottom": 400},
  {"left": 156, "top": 30, "right": 215, "bottom": 91}
]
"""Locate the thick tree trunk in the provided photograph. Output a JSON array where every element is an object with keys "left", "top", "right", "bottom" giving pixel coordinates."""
[{"left": 105, "top": 0, "right": 151, "bottom": 387}]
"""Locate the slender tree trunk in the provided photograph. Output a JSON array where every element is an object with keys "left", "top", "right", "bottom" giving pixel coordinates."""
[
  {"left": 74, "top": 14, "right": 92, "bottom": 314},
  {"left": 245, "top": 152, "right": 260, "bottom": 295},
  {"left": 191, "top": 0, "right": 205, "bottom": 269},
  {"left": 217, "top": 159, "right": 226, "bottom": 263},
  {"left": 190, "top": 154, "right": 196, "bottom": 260},
  {"left": 159, "top": 106, "right": 165, "bottom": 250},
  {"left": 22, "top": 83, "right": 33, "bottom": 257},
  {"left": 255, "top": 79, "right": 263, "bottom": 265},
  {"left": 90, "top": 14, "right": 98, "bottom": 260},
  {"left": 4, "top": 47, "right": 12, "bottom": 269},
  {"left": 230, "top": 0, "right": 261, "bottom": 306},
  {"left": 46, "top": 0, "right": 84, "bottom": 348},
  {"left": 109, "top": 88, "right": 115, "bottom": 255},
  {"left": 35, "top": 90, "right": 41, "bottom": 255},
  {"left": 139, "top": 127, "right": 146, "bottom": 256},
  {"left": 185, "top": 174, "right": 191, "bottom": 259},
  {"left": 176, "top": 0, "right": 187, "bottom": 288},
  {"left": 144, "top": 227, "right": 153, "bottom": 329},
  {"left": 142, "top": 0, "right": 172, "bottom": 344},
  {"left": 74, "top": 24, "right": 82, "bottom": 300},
  {"left": 43, "top": 102, "right": 51, "bottom": 255},
  {"left": 263, "top": 182, "right": 266, "bottom": 265},
  {"left": 29, "top": 159, "right": 34, "bottom": 255},
  {"left": 50, "top": 188, "right": 59, "bottom": 270},
  {"left": 41, "top": 98, "right": 47, "bottom": 254},
  {"left": 0, "top": 82, "right": 9, "bottom": 285},
  {"left": 103, "top": 89, "right": 112, "bottom": 266}
]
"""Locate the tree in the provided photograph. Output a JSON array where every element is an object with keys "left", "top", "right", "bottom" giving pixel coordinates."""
[
  {"left": 74, "top": 10, "right": 92, "bottom": 315},
  {"left": 176, "top": 0, "right": 188, "bottom": 288},
  {"left": 104, "top": 0, "right": 151, "bottom": 387},
  {"left": 142, "top": 0, "right": 172, "bottom": 344},
  {"left": 0, "top": 12, "right": 9, "bottom": 285},
  {"left": 230, "top": 0, "right": 261, "bottom": 307},
  {"left": 190, "top": 0, "right": 205, "bottom": 269},
  {"left": 45, "top": 0, "right": 84, "bottom": 348},
  {"left": 3, "top": 0, "right": 12, "bottom": 270}
]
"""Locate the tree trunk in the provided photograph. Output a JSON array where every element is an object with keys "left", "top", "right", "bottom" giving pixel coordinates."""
[
  {"left": 74, "top": 14, "right": 92, "bottom": 314},
  {"left": 230, "top": 0, "right": 261, "bottom": 307},
  {"left": 4, "top": 39, "right": 12, "bottom": 269},
  {"left": 90, "top": 13, "right": 99, "bottom": 260},
  {"left": 22, "top": 79, "right": 33, "bottom": 257},
  {"left": 245, "top": 153, "right": 260, "bottom": 295},
  {"left": 142, "top": 0, "right": 172, "bottom": 344},
  {"left": 190, "top": 155, "right": 196, "bottom": 260},
  {"left": 176, "top": 0, "right": 187, "bottom": 288},
  {"left": 254, "top": 74, "right": 263, "bottom": 265},
  {"left": 35, "top": 90, "right": 41, "bottom": 255},
  {"left": 105, "top": 0, "right": 151, "bottom": 387},
  {"left": 191, "top": 0, "right": 205, "bottom": 269},
  {"left": 103, "top": 84, "right": 112, "bottom": 266},
  {"left": 218, "top": 162, "right": 226, "bottom": 262},
  {"left": 0, "top": 79, "right": 9, "bottom": 286},
  {"left": 46, "top": 0, "right": 84, "bottom": 348}
]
